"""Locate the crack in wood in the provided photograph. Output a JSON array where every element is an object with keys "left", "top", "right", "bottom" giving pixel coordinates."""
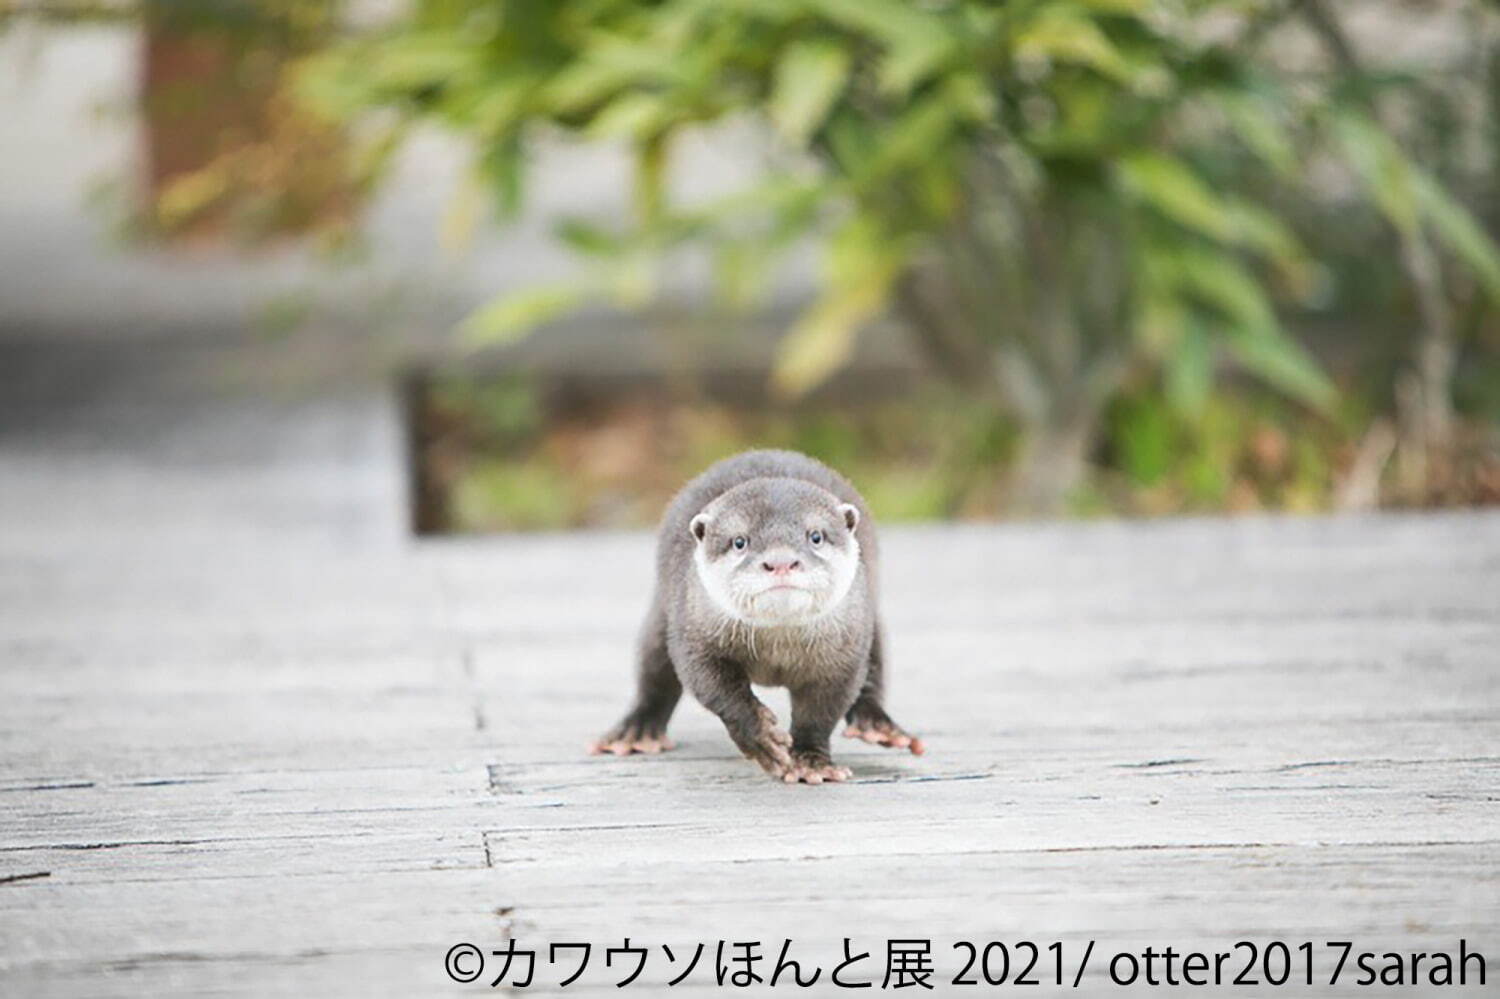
[
  {"left": 1425, "top": 792, "right": 1500, "bottom": 801},
  {"left": 0, "top": 870, "right": 52, "bottom": 885},
  {"left": 476, "top": 833, "right": 1500, "bottom": 867},
  {"left": 484, "top": 820, "right": 692, "bottom": 835},
  {"left": 1035, "top": 838, "right": 1500, "bottom": 855},
  {"left": 0, "top": 839, "right": 209, "bottom": 852},
  {"left": 0, "top": 827, "right": 475, "bottom": 853},
  {"left": 0, "top": 782, "right": 95, "bottom": 792},
  {"left": 1277, "top": 756, "right": 1500, "bottom": 771},
  {"left": 850, "top": 771, "right": 993, "bottom": 785},
  {"left": 104, "top": 948, "right": 331, "bottom": 971},
  {"left": 1225, "top": 783, "right": 1384, "bottom": 791}
]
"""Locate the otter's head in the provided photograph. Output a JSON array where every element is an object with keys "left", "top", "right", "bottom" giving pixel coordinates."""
[{"left": 689, "top": 478, "right": 861, "bottom": 627}]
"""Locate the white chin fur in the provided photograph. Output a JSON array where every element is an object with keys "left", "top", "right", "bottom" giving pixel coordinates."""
[{"left": 747, "top": 587, "right": 818, "bottom": 622}]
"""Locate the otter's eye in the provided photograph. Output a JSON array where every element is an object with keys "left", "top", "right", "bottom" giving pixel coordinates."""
[
  {"left": 731, "top": 536, "right": 748, "bottom": 551},
  {"left": 808, "top": 529, "right": 824, "bottom": 546}
]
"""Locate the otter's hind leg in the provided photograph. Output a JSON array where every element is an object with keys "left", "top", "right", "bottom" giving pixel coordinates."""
[
  {"left": 589, "top": 596, "right": 682, "bottom": 756},
  {"left": 842, "top": 627, "right": 925, "bottom": 755}
]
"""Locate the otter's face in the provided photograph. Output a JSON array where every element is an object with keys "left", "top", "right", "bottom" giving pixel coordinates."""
[{"left": 689, "top": 489, "right": 861, "bottom": 627}]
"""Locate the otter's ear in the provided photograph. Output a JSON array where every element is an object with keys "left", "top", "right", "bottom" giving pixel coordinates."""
[
  {"left": 838, "top": 503, "right": 859, "bottom": 532},
  {"left": 689, "top": 513, "right": 712, "bottom": 543}
]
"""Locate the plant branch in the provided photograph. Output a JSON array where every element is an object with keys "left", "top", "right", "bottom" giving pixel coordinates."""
[{"left": 1300, "top": 0, "right": 1456, "bottom": 484}]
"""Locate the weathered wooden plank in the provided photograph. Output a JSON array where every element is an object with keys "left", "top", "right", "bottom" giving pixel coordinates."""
[{"left": 2, "top": 846, "right": 1492, "bottom": 995}]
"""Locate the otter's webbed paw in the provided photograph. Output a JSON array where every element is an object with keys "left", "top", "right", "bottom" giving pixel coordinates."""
[
  {"left": 588, "top": 712, "right": 676, "bottom": 756},
  {"left": 843, "top": 701, "right": 925, "bottom": 755},
  {"left": 735, "top": 703, "right": 794, "bottom": 777},
  {"left": 782, "top": 748, "right": 852, "bottom": 785}
]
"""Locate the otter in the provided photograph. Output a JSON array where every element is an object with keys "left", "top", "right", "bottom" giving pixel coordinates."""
[{"left": 588, "top": 449, "right": 923, "bottom": 783}]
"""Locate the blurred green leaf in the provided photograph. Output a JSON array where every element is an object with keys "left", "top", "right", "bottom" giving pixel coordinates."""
[
  {"left": 771, "top": 279, "right": 886, "bottom": 398},
  {"left": 1412, "top": 171, "right": 1500, "bottom": 304},
  {"left": 469, "top": 78, "right": 537, "bottom": 136},
  {"left": 460, "top": 284, "right": 589, "bottom": 347},
  {"left": 543, "top": 58, "right": 635, "bottom": 113},
  {"left": 634, "top": 134, "right": 667, "bottom": 224},
  {"left": 339, "top": 32, "right": 480, "bottom": 94},
  {"left": 879, "top": 29, "right": 956, "bottom": 97},
  {"left": 588, "top": 92, "right": 670, "bottom": 140},
  {"left": 1121, "top": 153, "right": 1306, "bottom": 272},
  {"left": 1115, "top": 395, "right": 1174, "bottom": 486},
  {"left": 807, "top": 0, "right": 954, "bottom": 95},
  {"left": 554, "top": 217, "right": 625, "bottom": 257},
  {"left": 804, "top": 0, "right": 945, "bottom": 41},
  {"left": 480, "top": 131, "right": 525, "bottom": 219},
  {"left": 1218, "top": 320, "right": 1334, "bottom": 414},
  {"left": 547, "top": 34, "right": 688, "bottom": 112},
  {"left": 1015, "top": 8, "right": 1132, "bottom": 82},
  {"left": 768, "top": 40, "right": 851, "bottom": 146},
  {"left": 1333, "top": 111, "right": 1419, "bottom": 235},
  {"left": 1076, "top": 0, "right": 1146, "bottom": 12},
  {"left": 1223, "top": 200, "right": 1304, "bottom": 265},
  {"left": 1157, "top": 248, "right": 1335, "bottom": 411},
  {"left": 772, "top": 219, "right": 904, "bottom": 396},
  {"left": 1165, "top": 320, "right": 1212, "bottom": 416},
  {"left": 855, "top": 78, "right": 989, "bottom": 188},
  {"left": 1120, "top": 152, "right": 1235, "bottom": 241},
  {"left": 1220, "top": 93, "right": 1296, "bottom": 177}
]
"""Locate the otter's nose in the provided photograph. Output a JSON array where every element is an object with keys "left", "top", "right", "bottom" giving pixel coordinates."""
[{"left": 761, "top": 557, "right": 801, "bottom": 576}]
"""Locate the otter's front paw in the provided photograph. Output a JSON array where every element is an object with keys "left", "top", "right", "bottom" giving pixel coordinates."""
[
  {"left": 738, "top": 704, "right": 794, "bottom": 777},
  {"left": 843, "top": 702, "right": 925, "bottom": 755},
  {"left": 588, "top": 713, "right": 676, "bottom": 756},
  {"left": 781, "top": 749, "right": 852, "bottom": 785}
]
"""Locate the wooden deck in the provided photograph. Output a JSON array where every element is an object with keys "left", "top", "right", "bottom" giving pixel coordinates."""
[{"left": 0, "top": 341, "right": 1496, "bottom": 995}]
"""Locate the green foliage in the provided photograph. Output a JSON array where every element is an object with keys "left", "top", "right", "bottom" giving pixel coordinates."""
[
  {"left": 452, "top": 459, "right": 576, "bottom": 531},
  {"left": 433, "top": 374, "right": 541, "bottom": 443},
  {"left": 423, "top": 367, "right": 1500, "bottom": 532},
  {"left": 1331, "top": 107, "right": 1500, "bottom": 305},
  {"left": 300, "top": 0, "right": 1500, "bottom": 436},
  {"left": 1100, "top": 381, "right": 1353, "bottom": 515}
]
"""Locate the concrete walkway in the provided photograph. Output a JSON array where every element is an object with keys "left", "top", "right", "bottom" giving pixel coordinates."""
[{"left": 1, "top": 339, "right": 1496, "bottom": 996}]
